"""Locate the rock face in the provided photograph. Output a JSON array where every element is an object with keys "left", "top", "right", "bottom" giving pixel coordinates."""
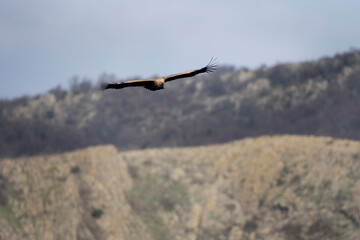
[
  {"left": 123, "top": 135, "right": 360, "bottom": 240},
  {"left": 0, "top": 146, "right": 152, "bottom": 240},
  {"left": 1, "top": 135, "right": 360, "bottom": 240}
]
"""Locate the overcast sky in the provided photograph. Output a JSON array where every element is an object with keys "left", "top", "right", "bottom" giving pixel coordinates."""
[{"left": 1, "top": 0, "right": 360, "bottom": 99}]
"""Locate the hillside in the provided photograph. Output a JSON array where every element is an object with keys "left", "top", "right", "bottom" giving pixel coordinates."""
[
  {"left": 1, "top": 135, "right": 360, "bottom": 240},
  {"left": 1, "top": 50, "right": 360, "bottom": 158}
]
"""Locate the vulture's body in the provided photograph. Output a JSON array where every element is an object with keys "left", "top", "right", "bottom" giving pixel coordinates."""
[{"left": 99, "top": 58, "right": 217, "bottom": 91}]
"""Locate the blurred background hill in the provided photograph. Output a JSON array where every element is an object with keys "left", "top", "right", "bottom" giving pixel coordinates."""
[{"left": 1, "top": 50, "right": 359, "bottom": 158}]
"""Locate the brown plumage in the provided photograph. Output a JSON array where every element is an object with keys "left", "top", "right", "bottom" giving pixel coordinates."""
[{"left": 99, "top": 58, "right": 217, "bottom": 91}]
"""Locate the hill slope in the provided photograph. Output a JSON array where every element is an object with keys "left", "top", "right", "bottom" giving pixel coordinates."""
[
  {"left": 1, "top": 135, "right": 360, "bottom": 239},
  {"left": 1, "top": 50, "right": 360, "bottom": 158}
]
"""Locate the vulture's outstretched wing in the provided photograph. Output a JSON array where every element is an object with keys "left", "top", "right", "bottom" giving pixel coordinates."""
[
  {"left": 164, "top": 58, "right": 217, "bottom": 82},
  {"left": 99, "top": 79, "right": 154, "bottom": 90}
]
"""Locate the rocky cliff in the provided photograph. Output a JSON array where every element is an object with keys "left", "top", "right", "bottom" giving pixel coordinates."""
[
  {"left": 0, "top": 146, "right": 152, "bottom": 240},
  {"left": 1, "top": 135, "right": 360, "bottom": 240}
]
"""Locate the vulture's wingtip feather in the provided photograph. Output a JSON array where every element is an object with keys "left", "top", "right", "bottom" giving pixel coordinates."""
[
  {"left": 97, "top": 82, "right": 109, "bottom": 91},
  {"left": 205, "top": 57, "right": 218, "bottom": 73}
]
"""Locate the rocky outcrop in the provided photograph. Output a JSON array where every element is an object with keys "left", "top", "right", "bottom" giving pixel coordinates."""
[
  {"left": 0, "top": 145, "right": 152, "bottom": 240},
  {"left": 123, "top": 135, "right": 360, "bottom": 240},
  {"left": 1, "top": 135, "right": 360, "bottom": 240}
]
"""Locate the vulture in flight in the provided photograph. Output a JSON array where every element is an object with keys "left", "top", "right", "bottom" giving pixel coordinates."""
[{"left": 99, "top": 58, "right": 217, "bottom": 91}]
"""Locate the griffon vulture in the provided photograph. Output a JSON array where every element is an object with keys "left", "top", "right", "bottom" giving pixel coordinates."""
[{"left": 99, "top": 58, "right": 217, "bottom": 91}]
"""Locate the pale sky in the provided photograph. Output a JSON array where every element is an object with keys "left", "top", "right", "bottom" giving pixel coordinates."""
[{"left": 1, "top": 0, "right": 360, "bottom": 98}]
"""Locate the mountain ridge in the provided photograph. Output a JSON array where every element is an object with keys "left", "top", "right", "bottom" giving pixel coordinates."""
[
  {"left": 1, "top": 135, "right": 360, "bottom": 239},
  {"left": 1, "top": 50, "right": 360, "bottom": 158}
]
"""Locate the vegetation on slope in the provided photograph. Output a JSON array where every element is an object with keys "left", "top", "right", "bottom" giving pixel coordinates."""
[
  {"left": 1, "top": 50, "right": 360, "bottom": 158},
  {"left": 123, "top": 135, "right": 360, "bottom": 240}
]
